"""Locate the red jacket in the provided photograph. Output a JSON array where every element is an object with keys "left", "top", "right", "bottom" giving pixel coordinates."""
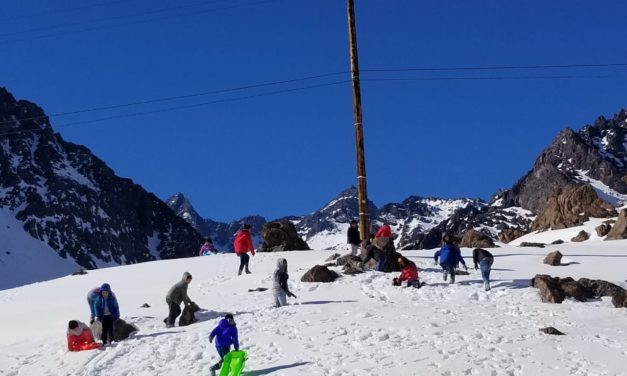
[
  {"left": 398, "top": 263, "right": 418, "bottom": 282},
  {"left": 375, "top": 225, "right": 392, "bottom": 238},
  {"left": 67, "top": 328, "right": 97, "bottom": 351},
  {"left": 234, "top": 230, "right": 255, "bottom": 255}
]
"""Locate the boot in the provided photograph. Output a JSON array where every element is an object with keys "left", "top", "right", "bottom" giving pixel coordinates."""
[
  {"left": 485, "top": 282, "right": 491, "bottom": 291},
  {"left": 238, "top": 269, "right": 242, "bottom": 276},
  {"left": 443, "top": 270, "right": 447, "bottom": 281},
  {"left": 245, "top": 269, "right": 251, "bottom": 274}
]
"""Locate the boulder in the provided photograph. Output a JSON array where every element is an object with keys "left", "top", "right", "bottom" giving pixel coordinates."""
[
  {"left": 178, "top": 301, "right": 200, "bottom": 326},
  {"left": 71, "top": 269, "right": 87, "bottom": 276},
  {"left": 342, "top": 261, "right": 365, "bottom": 275},
  {"left": 460, "top": 229, "right": 495, "bottom": 248},
  {"left": 301, "top": 265, "right": 340, "bottom": 283},
  {"left": 550, "top": 239, "right": 564, "bottom": 245},
  {"left": 114, "top": 318, "right": 139, "bottom": 341},
  {"left": 258, "top": 220, "right": 310, "bottom": 252},
  {"left": 605, "top": 209, "right": 627, "bottom": 240},
  {"left": 612, "top": 292, "right": 627, "bottom": 308},
  {"left": 499, "top": 228, "right": 526, "bottom": 243},
  {"left": 539, "top": 327, "right": 565, "bottom": 335},
  {"left": 543, "top": 251, "right": 563, "bottom": 266},
  {"left": 559, "top": 277, "right": 594, "bottom": 302},
  {"left": 335, "top": 254, "right": 361, "bottom": 266},
  {"left": 578, "top": 278, "right": 625, "bottom": 297},
  {"left": 532, "top": 274, "right": 565, "bottom": 303},
  {"left": 531, "top": 185, "right": 617, "bottom": 232},
  {"left": 325, "top": 253, "right": 341, "bottom": 262},
  {"left": 595, "top": 223, "right": 612, "bottom": 237},
  {"left": 520, "top": 242, "right": 545, "bottom": 248},
  {"left": 139, "top": 303, "right": 150, "bottom": 308},
  {"left": 570, "top": 230, "right": 589, "bottom": 242}
]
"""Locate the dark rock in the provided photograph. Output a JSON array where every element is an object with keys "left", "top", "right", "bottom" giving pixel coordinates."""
[
  {"left": 460, "top": 229, "right": 495, "bottom": 248},
  {"left": 520, "top": 242, "right": 545, "bottom": 248},
  {"left": 325, "top": 253, "right": 341, "bottom": 262},
  {"left": 301, "top": 265, "right": 340, "bottom": 283},
  {"left": 605, "top": 209, "right": 627, "bottom": 240},
  {"left": 499, "top": 228, "right": 526, "bottom": 243},
  {"left": 335, "top": 254, "right": 361, "bottom": 266},
  {"left": 559, "top": 277, "right": 595, "bottom": 302},
  {"left": 114, "top": 318, "right": 138, "bottom": 341},
  {"left": 139, "top": 303, "right": 150, "bottom": 308},
  {"left": 247, "top": 287, "right": 268, "bottom": 292},
  {"left": 595, "top": 223, "right": 612, "bottom": 237},
  {"left": 178, "top": 301, "right": 200, "bottom": 326},
  {"left": 539, "top": 327, "right": 565, "bottom": 335},
  {"left": 578, "top": 278, "right": 625, "bottom": 297},
  {"left": 342, "top": 261, "right": 365, "bottom": 275},
  {"left": 543, "top": 251, "right": 563, "bottom": 266},
  {"left": 323, "top": 262, "right": 336, "bottom": 267},
  {"left": 571, "top": 230, "right": 589, "bottom": 242},
  {"left": 258, "top": 220, "right": 310, "bottom": 252},
  {"left": 531, "top": 185, "right": 616, "bottom": 232},
  {"left": 550, "top": 239, "right": 564, "bottom": 245},
  {"left": 611, "top": 292, "right": 627, "bottom": 308},
  {"left": 532, "top": 274, "right": 565, "bottom": 303},
  {"left": 71, "top": 269, "right": 87, "bottom": 276}
]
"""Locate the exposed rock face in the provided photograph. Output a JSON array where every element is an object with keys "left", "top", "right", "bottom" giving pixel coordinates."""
[
  {"left": 531, "top": 185, "right": 616, "bottom": 232},
  {"left": 0, "top": 87, "right": 202, "bottom": 270},
  {"left": 543, "top": 251, "right": 563, "bottom": 266},
  {"left": 499, "top": 228, "right": 526, "bottom": 243},
  {"left": 571, "top": 230, "right": 590, "bottom": 242},
  {"left": 532, "top": 274, "right": 565, "bottom": 303},
  {"left": 460, "top": 229, "right": 495, "bottom": 248},
  {"left": 595, "top": 223, "right": 612, "bottom": 237},
  {"left": 605, "top": 209, "right": 627, "bottom": 240},
  {"left": 301, "top": 265, "right": 340, "bottom": 282},
  {"left": 520, "top": 242, "right": 545, "bottom": 248},
  {"left": 532, "top": 274, "right": 626, "bottom": 307},
  {"left": 258, "top": 220, "right": 310, "bottom": 252},
  {"left": 539, "top": 327, "right": 565, "bottom": 335}
]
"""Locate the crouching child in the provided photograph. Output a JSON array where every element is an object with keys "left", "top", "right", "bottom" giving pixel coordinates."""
[
  {"left": 392, "top": 256, "right": 421, "bottom": 288},
  {"left": 67, "top": 320, "right": 101, "bottom": 351},
  {"left": 209, "top": 313, "right": 239, "bottom": 376}
]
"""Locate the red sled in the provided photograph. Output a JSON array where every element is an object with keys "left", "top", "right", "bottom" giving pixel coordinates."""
[{"left": 70, "top": 341, "right": 102, "bottom": 351}]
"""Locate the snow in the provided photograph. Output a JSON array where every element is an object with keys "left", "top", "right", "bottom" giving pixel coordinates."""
[
  {"left": 1, "top": 223, "right": 626, "bottom": 375},
  {"left": 574, "top": 169, "right": 627, "bottom": 206}
]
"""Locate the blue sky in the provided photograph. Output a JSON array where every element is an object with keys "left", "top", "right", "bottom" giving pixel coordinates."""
[{"left": 2, "top": 0, "right": 627, "bottom": 221}]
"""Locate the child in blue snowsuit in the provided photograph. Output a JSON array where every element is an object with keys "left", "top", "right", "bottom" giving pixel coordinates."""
[
  {"left": 209, "top": 313, "right": 239, "bottom": 376},
  {"left": 93, "top": 283, "right": 120, "bottom": 344},
  {"left": 434, "top": 233, "right": 467, "bottom": 284}
]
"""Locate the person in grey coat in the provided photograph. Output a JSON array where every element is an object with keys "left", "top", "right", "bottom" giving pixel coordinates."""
[
  {"left": 273, "top": 258, "right": 296, "bottom": 307},
  {"left": 164, "top": 272, "right": 194, "bottom": 328}
]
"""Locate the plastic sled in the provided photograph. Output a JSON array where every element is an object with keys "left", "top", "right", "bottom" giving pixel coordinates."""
[
  {"left": 72, "top": 342, "right": 102, "bottom": 351},
  {"left": 219, "top": 350, "right": 247, "bottom": 376}
]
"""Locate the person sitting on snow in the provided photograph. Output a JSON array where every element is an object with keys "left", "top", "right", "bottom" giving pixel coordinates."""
[
  {"left": 199, "top": 238, "right": 218, "bottom": 256},
  {"left": 393, "top": 256, "right": 421, "bottom": 288},
  {"left": 67, "top": 320, "right": 100, "bottom": 351},
  {"left": 273, "top": 258, "right": 297, "bottom": 307},
  {"left": 434, "top": 233, "right": 467, "bottom": 284},
  {"left": 209, "top": 313, "right": 240, "bottom": 376}
]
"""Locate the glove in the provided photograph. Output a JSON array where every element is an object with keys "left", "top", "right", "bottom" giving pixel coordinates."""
[
  {"left": 209, "top": 336, "right": 214, "bottom": 343},
  {"left": 288, "top": 292, "right": 297, "bottom": 298},
  {"left": 89, "top": 319, "right": 94, "bottom": 324},
  {"left": 464, "top": 265, "right": 468, "bottom": 271}
]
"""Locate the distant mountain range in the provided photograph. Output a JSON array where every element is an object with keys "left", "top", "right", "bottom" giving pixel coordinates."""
[{"left": 1, "top": 85, "right": 626, "bottom": 288}]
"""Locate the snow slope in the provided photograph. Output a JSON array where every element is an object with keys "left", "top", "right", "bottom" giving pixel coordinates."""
[{"left": 1, "top": 229, "right": 626, "bottom": 375}]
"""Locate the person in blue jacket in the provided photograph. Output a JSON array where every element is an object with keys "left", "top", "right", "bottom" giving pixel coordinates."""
[
  {"left": 208, "top": 313, "right": 240, "bottom": 376},
  {"left": 87, "top": 286, "right": 116, "bottom": 324},
  {"left": 93, "top": 283, "right": 120, "bottom": 344},
  {"left": 434, "top": 233, "right": 467, "bottom": 284}
]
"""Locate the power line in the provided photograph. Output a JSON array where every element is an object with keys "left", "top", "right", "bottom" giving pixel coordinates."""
[
  {"left": 362, "top": 62, "right": 627, "bottom": 73},
  {"left": 361, "top": 74, "right": 611, "bottom": 82},
  {"left": 0, "top": 0, "right": 137, "bottom": 22}
]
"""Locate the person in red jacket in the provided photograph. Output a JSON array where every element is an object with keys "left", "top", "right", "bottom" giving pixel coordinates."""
[
  {"left": 393, "top": 256, "right": 421, "bottom": 288},
  {"left": 375, "top": 224, "right": 392, "bottom": 239},
  {"left": 67, "top": 320, "right": 101, "bottom": 351},
  {"left": 234, "top": 224, "right": 255, "bottom": 275}
]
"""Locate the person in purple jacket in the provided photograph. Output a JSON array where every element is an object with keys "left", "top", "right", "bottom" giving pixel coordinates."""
[{"left": 208, "top": 313, "right": 239, "bottom": 376}]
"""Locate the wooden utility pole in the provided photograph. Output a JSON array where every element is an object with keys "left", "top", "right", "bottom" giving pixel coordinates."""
[{"left": 347, "top": 0, "right": 369, "bottom": 249}]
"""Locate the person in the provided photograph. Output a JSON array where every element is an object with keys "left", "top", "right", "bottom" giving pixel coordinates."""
[
  {"left": 393, "top": 256, "right": 421, "bottom": 288},
  {"left": 199, "top": 238, "right": 217, "bottom": 256},
  {"left": 372, "top": 224, "right": 397, "bottom": 272},
  {"left": 375, "top": 224, "right": 392, "bottom": 239},
  {"left": 164, "top": 272, "right": 195, "bottom": 328},
  {"left": 273, "top": 258, "right": 297, "bottom": 307},
  {"left": 473, "top": 248, "right": 494, "bottom": 291},
  {"left": 234, "top": 224, "right": 255, "bottom": 275},
  {"left": 87, "top": 286, "right": 116, "bottom": 324},
  {"left": 67, "top": 320, "right": 100, "bottom": 351},
  {"left": 93, "top": 283, "right": 120, "bottom": 345},
  {"left": 346, "top": 220, "right": 361, "bottom": 256},
  {"left": 209, "top": 313, "right": 240, "bottom": 376},
  {"left": 434, "top": 233, "right": 467, "bottom": 284}
]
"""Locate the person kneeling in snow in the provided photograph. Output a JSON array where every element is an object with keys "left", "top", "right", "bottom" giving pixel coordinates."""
[
  {"left": 209, "top": 313, "right": 239, "bottom": 376},
  {"left": 273, "top": 258, "right": 297, "bottom": 307},
  {"left": 67, "top": 320, "right": 100, "bottom": 351},
  {"left": 393, "top": 256, "right": 421, "bottom": 288}
]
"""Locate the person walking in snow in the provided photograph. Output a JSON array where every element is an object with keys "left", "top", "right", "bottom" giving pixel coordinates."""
[
  {"left": 434, "top": 233, "right": 467, "bottom": 284},
  {"left": 347, "top": 220, "right": 361, "bottom": 256},
  {"left": 208, "top": 313, "right": 240, "bottom": 376},
  {"left": 473, "top": 248, "right": 494, "bottom": 291},
  {"left": 93, "top": 283, "right": 120, "bottom": 344},
  {"left": 164, "top": 272, "right": 195, "bottom": 328},
  {"left": 234, "top": 224, "right": 255, "bottom": 275},
  {"left": 273, "top": 257, "right": 297, "bottom": 307},
  {"left": 393, "top": 256, "right": 421, "bottom": 288},
  {"left": 87, "top": 286, "right": 116, "bottom": 324},
  {"left": 199, "top": 238, "right": 217, "bottom": 256}
]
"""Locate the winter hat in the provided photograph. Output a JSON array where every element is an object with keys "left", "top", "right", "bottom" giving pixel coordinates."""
[
  {"left": 243, "top": 224, "right": 251, "bottom": 230},
  {"left": 224, "top": 313, "right": 234, "bottom": 320},
  {"left": 68, "top": 320, "right": 78, "bottom": 329},
  {"left": 100, "top": 283, "right": 111, "bottom": 292}
]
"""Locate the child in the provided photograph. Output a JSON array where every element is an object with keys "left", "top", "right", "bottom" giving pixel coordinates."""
[
  {"left": 67, "top": 320, "right": 100, "bottom": 351},
  {"left": 434, "top": 233, "right": 467, "bottom": 284},
  {"left": 199, "top": 238, "right": 217, "bottom": 256},
  {"left": 273, "top": 258, "right": 297, "bottom": 307},
  {"left": 93, "top": 283, "right": 120, "bottom": 344},
  {"left": 393, "top": 256, "right": 421, "bottom": 288},
  {"left": 209, "top": 313, "right": 239, "bottom": 376}
]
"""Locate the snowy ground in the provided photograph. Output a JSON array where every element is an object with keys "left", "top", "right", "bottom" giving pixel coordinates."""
[{"left": 1, "top": 223, "right": 627, "bottom": 376}]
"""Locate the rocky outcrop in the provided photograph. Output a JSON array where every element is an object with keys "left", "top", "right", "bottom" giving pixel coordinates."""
[
  {"left": 596, "top": 223, "right": 612, "bottom": 237},
  {"left": 605, "top": 209, "right": 627, "bottom": 240},
  {"left": 539, "top": 327, "right": 565, "bottom": 335},
  {"left": 520, "top": 242, "right": 545, "bottom": 248},
  {"left": 258, "top": 221, "right": 310, "bottom": 252},
  {"left": 460, "top": 229, "right": 495, "bottom": 248},
  {"left": 531, "top": 185, "right": 616, "bottom": 232},
  {"left": 543, "top": 251, "right": 563, "bottom": 266},
  {"left": 532, "top": 274, "right": 626, "bottom": 307},
  {"left": 301, "top": 265, "right": 340, "bottom": 282},
  {"left": 571, "top": 230, "right": 589, "bottom": 242},
  {"left": 532, "top": 274, "right": 565, "bottom": 303},
  {"left": 499, "top": 228, "right": 526, "bottom": 243}
]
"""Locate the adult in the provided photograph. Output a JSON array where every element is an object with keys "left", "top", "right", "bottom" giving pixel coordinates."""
[
  {"left": 164, "top": 272, "right": 194, "bottom": 328},
  {"left": 273, "top": 258, "right": 297, "bottom": 307},
  {"left": 434, "top": 233, "right": 467, "bottom": 284},
  {"left": 473, "top": 248, "right": 494, "bottom": 291},
  {"left": 234, "top": 224, "right": 255, "bottom": 275},
  {"left": 93, "top": 283, "right": 120, "bottom": 344},
  {"left": 347, "top": 220, "right": 361, "bottom": 256}
]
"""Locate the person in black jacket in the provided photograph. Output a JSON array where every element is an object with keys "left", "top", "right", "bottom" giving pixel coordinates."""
[
  {"left": 472, "top": 248, "right": 494, "bottom": 291},
  {"left": 347, "top": 220, "right": 361, "bottom": 256}
]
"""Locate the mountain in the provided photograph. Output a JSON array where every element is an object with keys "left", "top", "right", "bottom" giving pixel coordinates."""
[{"left": 0, "top": 87, "right": 203, "bottom": 287}]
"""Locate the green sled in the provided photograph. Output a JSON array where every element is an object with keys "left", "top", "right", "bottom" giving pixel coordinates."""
[{"left": 219, "top": 350, "right": 247, "bottom": 376}]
